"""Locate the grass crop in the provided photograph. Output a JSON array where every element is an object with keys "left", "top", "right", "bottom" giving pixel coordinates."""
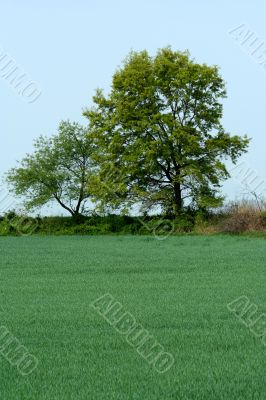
[{"left": 0, "top": 235, "right": 265, "bottom": 399}]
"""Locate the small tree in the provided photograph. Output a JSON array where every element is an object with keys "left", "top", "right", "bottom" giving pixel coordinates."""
[
  {"left": 84, "top": 48, "right": 249, "bottom": 215},
  {"left": 6, "top": 121, "right": 94, "bottom": 217}
]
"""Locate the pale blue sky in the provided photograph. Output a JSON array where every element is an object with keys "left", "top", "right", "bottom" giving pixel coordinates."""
[{"left": 1, "top": 1, "right": 266, "bottom": 214}]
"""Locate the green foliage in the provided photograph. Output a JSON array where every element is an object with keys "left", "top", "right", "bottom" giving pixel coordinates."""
[
  {"left": 84, "top": 47, "right": 249, "bottom": 215},
  {"left": 39, "top": 215, "right": 146, "bottom": 235},
  {"left": 0, "top": 219, "right": 14, "bottom": 236},
  {"left": 1, "top": 207, "right": 266, "bottom": 236},
  {"left": 6, "top": 121, "right": 94, "bottom": 217},
  {"left": 173, "top": 215, "right": 195, "bottom": 232},
  {"left": 260, "top": 211, "right": 266, "bottom": 222}
]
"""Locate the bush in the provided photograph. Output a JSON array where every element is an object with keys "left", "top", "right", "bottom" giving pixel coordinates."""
[
  {"left": 1, "top": 204, "right": 265, "bottom": 236},
  {"left": 173, "top": 215, "right": 194, "bottom": 232},
  {"left": 260, "top": 211, "right": 266, "bottom": 228},
  {"left": 0, "top": 212, "right": 40, "bottom": 236},
  {"left": 220, "top": 204, "right": 264, "bottom": 234}
]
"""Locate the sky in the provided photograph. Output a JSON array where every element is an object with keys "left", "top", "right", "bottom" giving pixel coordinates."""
[{"left": 1, "top": 0, "right": 266, "bottom": 215}]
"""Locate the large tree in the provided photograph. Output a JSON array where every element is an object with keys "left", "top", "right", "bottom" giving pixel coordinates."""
[
  {"left": 84, "top": 48, "right": 249, "bottom": 215},
  {"left": 6, "top": 121, "right": 94, "bottom": 217}
]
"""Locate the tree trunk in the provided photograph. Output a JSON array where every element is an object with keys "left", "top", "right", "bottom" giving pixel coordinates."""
[
  {"left": 72, "top": 211, "right": 84, "bottom": 224},
  {"left": 173, "top": 182, "right": 182, "bottom": 215},
  {"left": 54, "top": 195, "right": 75, "bottom": 217}
]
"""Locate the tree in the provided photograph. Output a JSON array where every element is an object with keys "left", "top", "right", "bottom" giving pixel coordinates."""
[
  {"left": 6, "top": 121, "right": 94, "bottom": 217},
  {"left": 84, "top": 48, "right": 249, "bottom": 215}
]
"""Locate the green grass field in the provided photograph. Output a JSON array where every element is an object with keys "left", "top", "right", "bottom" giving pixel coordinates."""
[{"left": 0, "top": 235, "right": 266, "bottom": 399}]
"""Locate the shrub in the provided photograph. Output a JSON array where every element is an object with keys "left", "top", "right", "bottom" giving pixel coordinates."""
[
  {"left": 260, "top": 211, "right": 266, "bottom": 228},
  {"left": 220, "top": 204, "right": 263, "bottom": 234},
  {"left": 173, "top": 215, "right": 194, "bottom": 233}
]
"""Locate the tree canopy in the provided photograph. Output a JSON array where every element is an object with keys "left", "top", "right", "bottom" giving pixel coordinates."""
[
  {"left": 84, "top": 48, "right": 249, "bottom": 215},
  {"left": 6, "top": 121, "right": 94, "bottom": 217},
  {"left": 6, "top": 48, "right": 250, "bottom": 218}
]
